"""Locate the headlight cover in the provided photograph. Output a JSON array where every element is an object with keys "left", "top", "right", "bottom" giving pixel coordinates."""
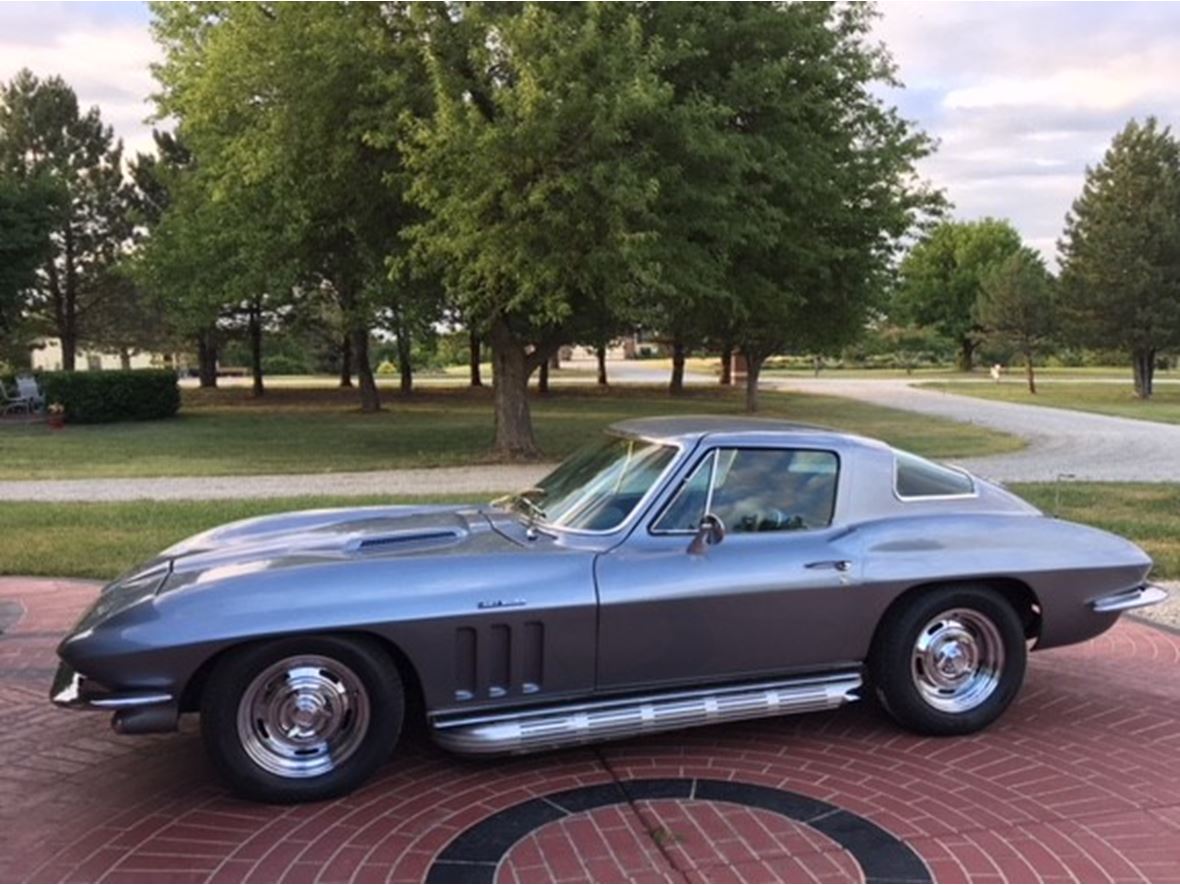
[{"left": 71, "top": 562, "right": 171, "bottom": 634}]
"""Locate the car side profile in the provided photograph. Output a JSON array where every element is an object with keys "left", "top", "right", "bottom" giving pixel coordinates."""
[{"left": 52, "top": 416, "right": 1167, "bottom": 803}]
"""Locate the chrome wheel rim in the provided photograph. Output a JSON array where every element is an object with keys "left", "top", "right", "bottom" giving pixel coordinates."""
[
  {"left": 911, "top": 608, "right": 1004, "bottom": 713},
  {"left": 236, "top": 654, "right": 370, "bottom": 779}
]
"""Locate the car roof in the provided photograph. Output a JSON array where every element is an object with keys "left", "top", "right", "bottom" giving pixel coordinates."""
[{"left": 608, "top": 415, "right": 887, "bottom": 451}]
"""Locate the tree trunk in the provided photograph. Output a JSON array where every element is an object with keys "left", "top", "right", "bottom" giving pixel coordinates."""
[
  {"left": 549, "top": 350, "right": 561, "bottom": 370},
  {"left": 352, "top": 328, "right": 380, "bottom": 412},
  {"left": 1025, "top": 350, "right": 1036, "bottom": 395},
  {"left": 489, "top": 319, "right": 539, "bottom": 458},
  {"left": 60, "top": 329, "right": 77, "bottom": 372},
  {"left": 744, "top": 352, "right": 765, "bottom": 413},
  {"left": 719, "top": 342, "right": 733, "bottom": 385},
  {"left": 956, "top": 337, "right": 975, "bottom": 372},
  {"left": 119, "top": 347, "right": 131, "bottom": 371},
  {"left": 249, "top": 305, "right": 264, "bottom": 397},
  {"left": 60, "top": 225, "right": 78, "bottom": 371},
  {"left": 469, "top": 330, "right": 483, "bottom": 387},
  {"left": 395, "top": 326, "right": 413, "bottom": 396},
  {"left": 338, "top": 334, "right": 353, "bottom": 388},
  {"left": 537, "top": 359, "right": 550, "bottom": 394},
  {"left": 596, "top": 343, "right": 608, "bottom": 386},
  {"left": 669, "top": 337, "right": 686, "bottom": 395},
  {"left": 196, "top": 331, "right": 218, "bottom": 388},
  {"left": 1132, "top": 348, "right": 1156, "bottom": 399}
]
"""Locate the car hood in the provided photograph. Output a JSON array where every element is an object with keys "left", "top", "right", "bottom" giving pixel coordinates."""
[{"left": 157, "top": 504, "right": 526, "bottom": 587}]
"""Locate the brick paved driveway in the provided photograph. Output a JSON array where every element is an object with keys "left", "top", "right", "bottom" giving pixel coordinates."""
[{"left": 2, "top": 578, "right": 1179, "bottom": 884}]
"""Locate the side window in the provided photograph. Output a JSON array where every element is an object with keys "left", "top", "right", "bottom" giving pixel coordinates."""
[
  {"left": 893, "top": 449, "right": 974, "bottom": 498},
  {"left": 711, "top": 449, "right": 838, "bottom": 533},
  {"left": 653, "top": 448, "right": 839, "bottom": 533}
]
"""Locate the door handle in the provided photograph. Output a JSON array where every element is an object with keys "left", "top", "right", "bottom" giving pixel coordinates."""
[{"left": 805, "top": 560, "right": 852, "bottom": 572}]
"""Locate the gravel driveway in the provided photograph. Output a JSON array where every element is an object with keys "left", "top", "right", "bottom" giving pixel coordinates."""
[
  {"left": 2, "top": 374, "right": 1179, "bottom": 502},
  {"left": 771, "top": 377, "right": 1180, "bottom": 482}
]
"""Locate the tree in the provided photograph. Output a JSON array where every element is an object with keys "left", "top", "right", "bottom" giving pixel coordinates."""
[
  {"left": 976, "top": 249, "right": 1056, "bottom": 394},
  {"left": 402, "top": 3, "right": 669, "bottom": 456},
  {"left": 1058, "top": 118, "right": 1180, "bottom": 399},
  {"left": 635, "top": 3, "right": 939, "bottom": 411},
  {"left": 150, "top": 2, "right": 432, "bottom": 411},
  {"left": 0, "top": 172, "right": 60, "bottom": 352},
  {"left": 895, "top": 219, "right": 1023, "bottom": 372},
  {"left": 0, "top": 69, "right": 131, "bottom": 370}
]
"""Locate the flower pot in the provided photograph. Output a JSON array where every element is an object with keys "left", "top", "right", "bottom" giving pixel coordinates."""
[{"left": 47, "top": 415, "right": 65, "bottom": 430}]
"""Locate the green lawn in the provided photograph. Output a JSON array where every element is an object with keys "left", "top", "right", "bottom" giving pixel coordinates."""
[
  {"left": 916, "top": 379, "right": 1180, "bottom": 424},
  {"left": 3, "top": 483, "right": 1175, "bottom": 581},
  {"left": 0, "top": 384, "right": 1021, "bottom": 480},
  {"left": 0, "top": 495, "right": 476, "bottom": 579}
]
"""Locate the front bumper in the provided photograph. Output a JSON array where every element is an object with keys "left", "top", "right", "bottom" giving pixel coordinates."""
[
  {"left": 51, "top": 663, "right": 179, "bottom": 734},
  {"left": 1091, "top": 583, "right": 1169, "bottom": 614}
]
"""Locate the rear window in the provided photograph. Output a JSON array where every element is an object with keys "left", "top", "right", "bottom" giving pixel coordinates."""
[{"left": 894, "top": 449, "right": 974, "bottom": 498}]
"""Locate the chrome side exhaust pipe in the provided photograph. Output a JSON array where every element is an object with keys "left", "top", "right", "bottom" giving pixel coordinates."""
[{"left": 432, "top": 671, "right": 861, "bottom": 755}]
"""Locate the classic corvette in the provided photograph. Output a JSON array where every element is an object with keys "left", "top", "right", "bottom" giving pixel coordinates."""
[{"left": 52, "top": 416, "right": 1167, "bottom": 802}]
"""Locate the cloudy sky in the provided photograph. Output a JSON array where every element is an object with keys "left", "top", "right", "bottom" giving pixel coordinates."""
[{"left": 3, "top": 1, "right": 1180, "bottom": 267}]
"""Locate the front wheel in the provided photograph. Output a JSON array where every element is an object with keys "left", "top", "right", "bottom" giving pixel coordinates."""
[
  {"left": 871, "top": 586, "right": 1027, "bottom": 735},
  {"left": 200, "top": 635, "right": 404, "bottom": 803}
]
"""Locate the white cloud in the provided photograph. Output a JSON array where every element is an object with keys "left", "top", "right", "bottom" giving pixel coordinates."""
[
  {"left": 0, "top": 3, "right": 161, "bottom": 157},
  {"left": 873, "top": 1, "right": 1180, "bottom": 268}
]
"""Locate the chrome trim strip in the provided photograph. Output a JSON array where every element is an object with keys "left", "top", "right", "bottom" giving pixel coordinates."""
[
  {"left": 431, "top": 671, "right": 862, "bottom": 756},
  {"left": 1091, "top": 584, "right": 1169, "bottom": 613},
  {"left": 90, "top": 693, "right": 175, "bottom": 709}
]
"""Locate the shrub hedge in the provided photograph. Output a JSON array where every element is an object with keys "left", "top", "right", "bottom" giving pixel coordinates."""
[{"left": 41, "top": 370, "right": 180, "bottom": 424}]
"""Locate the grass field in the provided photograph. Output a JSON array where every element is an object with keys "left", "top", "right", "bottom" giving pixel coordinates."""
[
  {"left": 916, "top": 379, "right": 1180, "bottom": 424},
  {"left": 0, "top": 384, "right": 1022, "bottom": 480},
  {"left": 2, "top": 483, "right": 1175, "bottom": 581}
]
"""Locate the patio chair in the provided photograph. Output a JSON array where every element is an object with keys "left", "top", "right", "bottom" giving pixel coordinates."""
[
  {"left": 15, "top": 375, "right": 44, "bottom": 412},
  {"left": 0, "top": 379, "right": 31, "bottom": 416}
]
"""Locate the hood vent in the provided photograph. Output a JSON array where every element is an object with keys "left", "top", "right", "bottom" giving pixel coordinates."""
[{"left": 355, "top": 529, "right": 463, "bottom": 553}]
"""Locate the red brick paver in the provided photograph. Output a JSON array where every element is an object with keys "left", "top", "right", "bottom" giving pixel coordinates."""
[{"left": 2, "top": 577, "right": 1179, "bottom": 884}]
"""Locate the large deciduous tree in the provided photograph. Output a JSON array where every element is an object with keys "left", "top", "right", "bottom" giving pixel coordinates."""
[
  {"left": 1058, "top": 118, "right": 1180, "bottom": 399},
  {"left": 150, "top": 2, "right": 431, "bottom": 411},
  {"left": 0, "top": 69, "right": 131, "bottom": 370},
  {"left": 402, "top": 3, "right": 667, "bottom": 456},
  {"left": 976, "top": 249, "right": 1056, "bottom": 394},
  {"left": 895, "top": 218, "right": 1023, "bottom": 372},
  {"left": 636, "top": 3, "right": 939, "bottom": 411}
]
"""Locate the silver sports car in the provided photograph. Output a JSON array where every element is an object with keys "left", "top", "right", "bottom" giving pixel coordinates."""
[{"left": 52, "top": 416, "right": 1167, "bottom": 803}]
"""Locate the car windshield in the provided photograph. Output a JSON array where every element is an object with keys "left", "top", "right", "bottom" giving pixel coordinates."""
[{"left": 503, "top": 434, "right": 678, "bottom": 532}]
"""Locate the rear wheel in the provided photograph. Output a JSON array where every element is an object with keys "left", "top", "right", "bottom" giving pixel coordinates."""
[
  {"left": 200, "top": 635, "right": 403, "bottom": 803},
  {"left": 871, "top": 586, "right": 1026, "bottom": 735}
]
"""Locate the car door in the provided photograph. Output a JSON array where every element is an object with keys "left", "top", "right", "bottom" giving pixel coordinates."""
[{"left": 594, "top": 445, "right": 865, "bottom": 692}]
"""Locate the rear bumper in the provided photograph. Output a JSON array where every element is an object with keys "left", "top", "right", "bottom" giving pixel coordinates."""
[
  {"left": 1091, "top": 584, "right": 1169, "bottom": 614},
  {"left": 51, "top": 663, "right": 179, "bottom": 734}
]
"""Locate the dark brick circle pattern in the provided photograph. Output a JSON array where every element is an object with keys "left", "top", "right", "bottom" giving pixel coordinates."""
[{"left": 426, "top": 777, "right": 930, "bottom": 883}]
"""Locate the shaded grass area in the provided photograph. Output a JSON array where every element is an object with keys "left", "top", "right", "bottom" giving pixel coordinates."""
[
  {"left": 2, "top": 484, "right": 1175, "bottom": 582},
  {"left": 917, "top": 380, "right": 1180, "bottom": 424},
  {"left": 0, "top": 384, "right": 1021, "bottom": 480}
]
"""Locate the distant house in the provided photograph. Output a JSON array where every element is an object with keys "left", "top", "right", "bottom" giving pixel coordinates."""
[{"left": 29, "top": 338, "right": 172, "bottom": 372}]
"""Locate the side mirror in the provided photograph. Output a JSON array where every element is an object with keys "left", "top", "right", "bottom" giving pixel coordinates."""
[{"left": 687, "top": 513, "right": 725, "bottom": 555}]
